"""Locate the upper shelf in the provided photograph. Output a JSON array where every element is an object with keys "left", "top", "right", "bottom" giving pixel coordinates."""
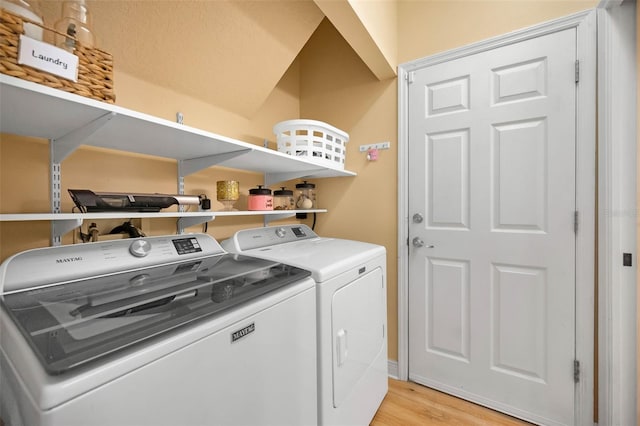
[{"left": 0, "top": 75, "right": 356, "bottom": 184}]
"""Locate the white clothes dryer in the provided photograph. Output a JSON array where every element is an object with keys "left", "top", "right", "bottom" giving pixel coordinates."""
[{"left": 222, "top": 224, "right": 388, "bottom": 426}]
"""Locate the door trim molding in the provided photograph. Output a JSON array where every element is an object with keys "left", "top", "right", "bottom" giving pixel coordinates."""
[
  {"left": 596, "top": 1, "right": 637, "bottom": 424},
  {"left": 397, "top": 10, "right": 597, "bottom": 424}
]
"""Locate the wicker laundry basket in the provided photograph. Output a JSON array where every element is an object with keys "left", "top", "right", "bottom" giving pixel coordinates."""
[{"left": 0, "top": 7, "right": 115, "bottom": 103}]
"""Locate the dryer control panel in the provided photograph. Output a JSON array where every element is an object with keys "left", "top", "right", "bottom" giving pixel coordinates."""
[{"left": 222, "top": 224, "right": 319, "bottom": 252}]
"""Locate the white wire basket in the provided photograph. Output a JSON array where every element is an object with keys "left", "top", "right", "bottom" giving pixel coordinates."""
[{"left": 273, "top": 119, "right": 349, "bottom": 169}]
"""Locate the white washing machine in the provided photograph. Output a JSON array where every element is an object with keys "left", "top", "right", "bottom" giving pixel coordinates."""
[
  {"left": 0, "top": 234, "right": 317, "bottom": 426},
  {"left": 222, "top": 224, "right": 388, "bottom": 426}
]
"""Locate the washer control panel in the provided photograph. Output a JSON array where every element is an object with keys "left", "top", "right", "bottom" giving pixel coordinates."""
[{"left": 1, "top": 234, "right": 223, "bottom": 293}]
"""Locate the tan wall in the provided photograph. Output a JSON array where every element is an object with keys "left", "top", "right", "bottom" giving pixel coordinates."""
[
  {"left": 398, "top": 1, "right": 595, "bottom": 64},
  {"left": 298, "top": 18, "right": 399, "bottom": 358}
]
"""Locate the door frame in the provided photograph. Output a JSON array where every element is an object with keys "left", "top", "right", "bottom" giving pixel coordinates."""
[
  {"left": 596, "top": 1, "right": 638, "bottom": 425},
  {"left": 397, "top": 10, "right": 597, "bottom": 424}
]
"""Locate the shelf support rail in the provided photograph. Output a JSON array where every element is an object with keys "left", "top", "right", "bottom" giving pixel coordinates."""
[
  {"left": 50, "top": 141, "right": 64, "bottom": 245},
  {"left": 49, "top": 112, "right": 115, "bottom": 245}
]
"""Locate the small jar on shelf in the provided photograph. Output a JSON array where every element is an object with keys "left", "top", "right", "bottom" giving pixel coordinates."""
[
  {"left": 248, "top": 185, "right": 273, "bottom": 211},
  {"left": 273, "top": 187, "right": 294, "bottom": 210},
  {"left": 295, "top": 181, "right": 316, "bottom": 209}
]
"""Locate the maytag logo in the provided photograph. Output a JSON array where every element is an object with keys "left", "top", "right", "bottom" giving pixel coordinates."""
[
  {"left": 56, "top": 256, "right": 83, "bottom": 264},
  {"left": 231, "top": 323, "right": 255, "bottom": 343}
]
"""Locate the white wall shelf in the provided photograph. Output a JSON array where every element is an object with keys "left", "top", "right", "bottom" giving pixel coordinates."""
[
  {"left": 0, "top": 210, "right": 327, "bottom": 241},
  {"left": 0, "top": 75, "right": 356, "bottom": 182},
  {"left": 0, "top": 74, "right": 352, "bottom": 244}
]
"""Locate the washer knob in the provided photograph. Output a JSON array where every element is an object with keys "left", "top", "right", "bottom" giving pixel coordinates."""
[
  {"left": 275, "top": 227, "right": 286, "bottom": 238},
  {"left": 129, "top": 239, "right": 152, "bottom": 257}
]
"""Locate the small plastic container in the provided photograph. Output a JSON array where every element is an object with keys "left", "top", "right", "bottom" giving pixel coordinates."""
[
  {"left": 273, "top": 187, "right": 294, "bottom": 211},
  {"left": 248, "top": 185, "right": 273, "bottom": 211},
  {"left": 295, "top": 181, "right": 316, "bottom": 209},
  {"left": 2, "top": 0, "right": 44, "bottom": 40}
]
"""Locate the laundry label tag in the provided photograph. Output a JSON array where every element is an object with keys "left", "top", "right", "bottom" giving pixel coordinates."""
[{"left": 18, "top": 35, "right": 79, "bottom": 82}]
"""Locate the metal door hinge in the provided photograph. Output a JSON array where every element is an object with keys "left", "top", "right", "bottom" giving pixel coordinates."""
[
  {"left": 575, "top": 60, "right": 580, "bottom": 83},
  {"left": 574, "top": 359, "right": 580, "bottom": 383},
  {"left": 406, "top": 71, "right": 414, "bottom": 84},
  {"left": 574, "top": 211, "right": 579, "bottom": 233}
]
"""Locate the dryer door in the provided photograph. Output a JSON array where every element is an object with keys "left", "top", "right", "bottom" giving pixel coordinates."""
[{"left": 331, "top": 266, "right": 385, "bottom": 407}]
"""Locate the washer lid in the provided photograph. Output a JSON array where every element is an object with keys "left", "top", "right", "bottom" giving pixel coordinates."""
[
  {"left": 1, "top": 253, "right": 311, "bottom": 375},
  {"left": 249, "top": 238, "right": 385, "bottom": 282},
  {"left": 222, "top": 224, "right": 386, "bottom": 282}
]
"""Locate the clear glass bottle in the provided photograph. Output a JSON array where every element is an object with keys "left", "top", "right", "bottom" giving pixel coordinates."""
[
  {"left": 295, "top": 181, "right": 316, "bottom": 209},
  {"left": 54, "top": 0, "right": 95, "bottom": 52},
  {"left": 273, "top": 187, "right": 294, "bottom": 210},
  {"left": 1, "top": 0, "right": 44, "bottom": 40}
]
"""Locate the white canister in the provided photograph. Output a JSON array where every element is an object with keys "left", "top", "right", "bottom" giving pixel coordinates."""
[{"left": 2, "top": 0, "right": 44, "bottom": 40}]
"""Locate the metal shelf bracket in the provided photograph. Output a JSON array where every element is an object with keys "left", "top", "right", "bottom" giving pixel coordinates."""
[
  {"left": 51, "top": 112, "right": 116, "bottom": 163},
  {"left": 51, "top": 217, "right": 83, "bottom": 246},
  {"left": 264, "top": 169, "right": 325, "bottom": 186},
  {"left": 263, "top": 212, "right": 297, "bottom": 226},
  {"left": 179, "top": 149, "right": 253, "bottom": 177},
  {"left": 177, "top": 215, "right": 215, "bottom": 234}
]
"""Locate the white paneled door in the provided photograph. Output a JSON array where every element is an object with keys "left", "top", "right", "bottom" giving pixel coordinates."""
[{"left": 408, "top": 28, "right": 577, "bottom": 425}]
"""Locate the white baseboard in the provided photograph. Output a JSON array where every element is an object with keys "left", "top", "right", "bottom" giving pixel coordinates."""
[{"left": 387, "top": 359, "right": 399, "bottom": 380}]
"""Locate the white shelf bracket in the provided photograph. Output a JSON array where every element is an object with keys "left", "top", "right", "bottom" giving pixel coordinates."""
[
  {"left": 51, "top": 112, "right": 116, "bottom": 163},
  {"left": 179, "top": 149, "right": 253, "bottom": 177},
  {"left": 264, "top": 169, "right": 325, "bottom": 186},
  {"left": 263, "top": 212, "right": 296, "bottom": 226},
  {"left": 177, "top": 215, "right": 215, "bottom": 234},
  {"left": 51, "top": 217, "right": 83, "bottom": 246}
]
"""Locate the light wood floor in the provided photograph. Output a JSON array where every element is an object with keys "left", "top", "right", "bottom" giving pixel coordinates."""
[{"left": 371, "top": 379, "right": 533, "bottom": 426}]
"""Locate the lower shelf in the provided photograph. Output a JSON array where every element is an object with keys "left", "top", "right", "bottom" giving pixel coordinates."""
[{"left": 0, "top": 209, "right": 327, "bottom": 243}]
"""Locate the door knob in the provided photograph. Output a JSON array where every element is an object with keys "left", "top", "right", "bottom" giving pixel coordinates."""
[
  {"left": 412, "top": 213, "right": 424, "bottom": 223},
  {"left": 412, "top": 237, "right": 434, "bottom": 248}
]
